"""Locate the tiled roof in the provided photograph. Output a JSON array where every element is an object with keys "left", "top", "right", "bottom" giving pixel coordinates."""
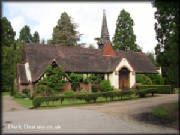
[{"left": 21, "top": 43, "right": 157, "bottom": 82}]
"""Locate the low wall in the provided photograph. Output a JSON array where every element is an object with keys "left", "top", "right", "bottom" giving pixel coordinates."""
[{"left": 79, "top": 83, "right": 92, "bottom": 93}]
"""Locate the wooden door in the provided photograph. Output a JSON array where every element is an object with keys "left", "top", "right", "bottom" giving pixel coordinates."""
[{"left": 119, "top": 68, "right": 130, "bottom": 89}]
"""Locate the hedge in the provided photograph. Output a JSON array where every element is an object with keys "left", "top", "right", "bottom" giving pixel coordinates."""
[
  {"left": 33, "top": 86, "right": 171, "bottom": 108},
  {"left": 136, "top": 85, "right": 172, "bottom": 94},
  {"left": 32, "top": 90, "right": 135, "bottom": 107}
]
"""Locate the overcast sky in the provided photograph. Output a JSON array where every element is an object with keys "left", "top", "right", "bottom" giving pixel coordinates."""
[{"left": 2, "top": 2, "right": 157, "bottom": 53}]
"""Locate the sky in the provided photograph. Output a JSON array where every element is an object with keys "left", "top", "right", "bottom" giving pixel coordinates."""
[{"left": 2, "top": 2, "right": 157, "bottom": 53}]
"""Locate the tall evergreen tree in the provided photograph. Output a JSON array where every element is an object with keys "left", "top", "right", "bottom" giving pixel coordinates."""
[
  {"left": 0, "top": 17, "right": 16, "bottom": 47},
  {"left": 41, "top": 39, "right": 46, "bottom": 44},
  {"left": 51, "top": 12, "right": 80, "bottom": 46},
  {"left": 146, "top": 52, "right": 158, "bottom": 66},
  {"left": 32, "top": 31, "right": 40, "bottom": 43},
  {"left": 112, "top": 9, "right": 141, "bottom": 52},
  {"left": 1, "top": 39, "right": 23, "bottom": 92},
  {"left": 19, "top": 25, "right": 32, "bottom": 43},
  {"left": 153, "top": 0, "right": 179, "bottom": 87}
]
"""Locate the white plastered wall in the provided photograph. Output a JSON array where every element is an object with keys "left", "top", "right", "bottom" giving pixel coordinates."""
[
  {"left": 156, "top": 67, "right": 162, "bottom": 75},
  {"left": 25, "top": 62, "right": 32, "bottom": 82},
  {"left": 108, "top": 58, "right": 136, "bottom": 89}
]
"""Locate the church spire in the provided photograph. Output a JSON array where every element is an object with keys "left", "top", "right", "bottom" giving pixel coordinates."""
[
  {"left": 98, "top": 9, "right": 110, "bottom": 49},
  {"left": 101, "top": 9, "right": 110, "bottom": 41}
]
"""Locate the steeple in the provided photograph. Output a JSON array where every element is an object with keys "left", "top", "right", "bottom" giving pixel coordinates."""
[
  {"left": 101, "top": 9, "right": 110, "bottom": 41},
  {"left": 98, "top": 9, "right": 110, "bottom": 49}
]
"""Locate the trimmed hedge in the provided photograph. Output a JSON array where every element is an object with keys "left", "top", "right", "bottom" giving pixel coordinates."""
[
  {"left": 135, "top": 88, "right": 157, "bottom": 98},
  {"left": 32, "top": 90, "right": 135, "bottom": 107},
  {"left": 33, "top": 85, "right": 172, "bottom": 108},
  {"left": 136, "top": 85, "right": 172, "bottom": 94}
]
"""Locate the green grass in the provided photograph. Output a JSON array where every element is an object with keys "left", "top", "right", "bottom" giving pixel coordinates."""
[
  {"left": 13, "top": 97, "right": 33, "bottom": 108},
  {"left": 152, "top": 103, "right": 179, "bottom": 119},
  {"left": 13, "top": 94, "right": 140, "bottom": 109},
  {"left": 174, "top": 88, "right": 179, "bottom": 94},
  {"left": 11, "top": 93, "right": 158, "bottom": 109},
  {"left": 37, "top": 94, "right": 141, "bottom": 109},
  {"left": 152, "top": 107, "right": 170, "bottom": 118},
  {"left": 1, "top": 92, "right": 10, "bottom": 96}
]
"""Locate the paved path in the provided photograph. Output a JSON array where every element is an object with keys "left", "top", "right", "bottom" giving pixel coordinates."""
[
  {"left": 74, "top": 94, "right": 179, "bottom": 120},
  {"left": 2, "top": 95, "right": 27, "bottom": 112},
  {"left": 2, "top": 94, "right": 179, "bottom": 134}
]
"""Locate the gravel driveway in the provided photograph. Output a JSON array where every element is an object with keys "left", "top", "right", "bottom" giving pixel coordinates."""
[{"left": 2, "top": 94, "right": 179, "bottom": 134}]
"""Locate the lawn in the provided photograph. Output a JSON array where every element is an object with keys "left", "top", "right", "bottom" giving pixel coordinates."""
[
  {"left": 151, "top": 102, "right": 179, "bottom": 129},
  {"left": 1, "top": 92, "right": 10, "bottom": 96},
  {"left": 13, "top": 97, "right": 33, "bottom": 108},
  {"left": 152, "top": 103, "right": 179, "bottom": 119}
]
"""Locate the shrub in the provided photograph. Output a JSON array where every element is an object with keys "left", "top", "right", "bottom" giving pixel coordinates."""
[
  {"left": 70, "top": 73, "right": 83, "bottom": 91},
  {"left": 113, "top": 89, "right": 122, "bottom": 98},
  {"left": 92, "top": 85, "right": 98, "bottom": 93},
  {"left": 63, "top": 90, "right": 75, "bottom": 97},
  {"left": 146, "top": 74, "right": 164, "bottom": 85},
  {"left": 135, "top": 89, "right": 147, "bottom": 98},
  {"left": 14, "top": 92, "right": 27, "bottom": 98},
  {"left": 101, "top": 90, "right": 123, "bottom": 101},
  {"left": 10, "top": 89, "right": 14, "bottom": 96},
  {"left": 136, "top": 74, "right": 152, "bottom": 85},
  {"left": 100, "top": 80, "right": 113, "bottom": 92},
  {"left": 32, "top": 96, "right": 43, "bottom": 108},
  {"left": 41, "top": 65, "right": 66, "bottom": 92},
  {"left": 88, "top": 93, "right": 99, "bottom": 103},
  {"left": 79, "top": 88, "right": 88, "bottom": 94},
  {"left": 121, "top": 89, "right": 135, "bottom": 97},
  {"left": 34, "top": 85, "right": 54, "bottom": 96},
  {"left": 22, "top": 88, "right": 30, "bottom": 98},
  {"left": 76, "top": 93, "right": 100, "bottom": 103},
  {"left": 137, "top": 85, "right": 171, "bottom": 94},
  {"left": 84, "top": 74, "right": 104, "bottom": 84}
]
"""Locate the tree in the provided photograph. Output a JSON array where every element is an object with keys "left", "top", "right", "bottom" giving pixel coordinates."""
[
  {"left": 19, "top": 25, "right": 33, "bottom": 43},
  {"left": 0, "top": 17, "right": 16, "bottom": 47},
  {"left": 1, "top": 17, "right": 23, "bottom": 92},
  {"left": 76, "top": 43, "right": 86, "bottom": 48},
  {"left": 146, "top": 52, "right": 159, "bottom": 66},
  {"left": 32, "top": 31, "right": 40, "bottom": 43},
  {"left": 153, "top": 0, "right": 179, "bottom": 87},
  {"left": 51, "top": 12, "right": 80, "bottom": 46},
  {"left": 1, "top": 40, "right": 23, "bottom": 92},
  {"left": 88, "top": 44, "right": 95, "bottom": 49},
  {"left": 37, "top": 65, "right": 66, "bottom": 94},
  {"left": 41, "top": 39, "right": 45, "bottom": 44},
  {"left": 112, "top": 9, "right": 141, "bottom": 52}
]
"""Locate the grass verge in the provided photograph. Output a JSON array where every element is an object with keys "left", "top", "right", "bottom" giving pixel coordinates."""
[
  {"left": 152, "top": 103, "right": 179, "bottom": 120},
  {"left": 2, "top": 92, "right": 10, "bottom": 96},
  {"left": 12, "top": 94, "right": 142, "bottom": 109},
  {"left": 134, "top": 102, "right": 179, "bottom": 130},
  {"left": 13, "top": 97, "right": 33, "bottom": 108}
]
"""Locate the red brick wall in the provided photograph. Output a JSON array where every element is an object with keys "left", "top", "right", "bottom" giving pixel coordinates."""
[
  {"left": 79, "top": 83, "right": 92, "bottom": 93},
  {"left": 103, "top": 40, "right": 116, "bottom": 56},
  {"left": 62, "top": 82, "right": 72, "bottom": 92}
]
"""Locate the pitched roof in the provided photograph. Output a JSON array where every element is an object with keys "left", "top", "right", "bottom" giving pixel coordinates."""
[
  {"left": 21, "top": 43, "right": 157, "bottom": 82},
  {"left": 17, "top": 64, "right": 29, "bottom": 84},
  {"left": 103, "top": 40, "right": 116, "bottom": 56}
]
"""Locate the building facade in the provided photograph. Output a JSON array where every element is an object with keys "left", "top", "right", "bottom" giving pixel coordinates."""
[{"left": 16, "top": 10, "right": 158, "bottom": 94}]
